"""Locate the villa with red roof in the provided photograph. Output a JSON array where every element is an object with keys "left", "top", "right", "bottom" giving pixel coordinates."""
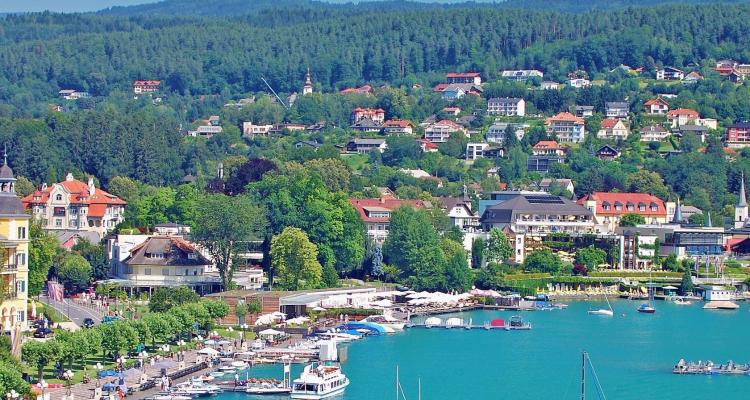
[
  {"left": 597, "top": 118, "right": 630, "bottom": 140},
  {"left": 351, "top": 107, "right": 385, "bottom": 124},
  {"left": 546, "top": 112, "right": 586, "bottom": 143},
  {"left": 382, "top": 119, "right": 414, "bottom": 135},
  {"left": 133, "top": 80, "right": 161, "bottom": 94},
  {"left": 350, "top": 197, "right": 427, "bottom": 242},
  {"left": 578, "top": 192, "right": 675, "bottom": 233},
  {"left": 667, "top": 108, "right": 699, "bottom": 128},
  {"left": 22, "top": 173, "right": 126, "bottom": 239},
  {"left": 644, "top": 98, "right": 669, "bottom": 115}
]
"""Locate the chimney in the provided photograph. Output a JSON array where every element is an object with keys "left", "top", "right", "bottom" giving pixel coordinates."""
[
  {"left": 65, "top": 172, "right": 74, "bottom": 181},
  {"left": 88, "top": 177, "right": 95, "bottom": 196},
  {"left": 41, "top": 183, "right": 48, "bottom": 191}
]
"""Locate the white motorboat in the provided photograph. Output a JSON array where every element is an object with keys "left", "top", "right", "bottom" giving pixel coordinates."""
[
  {"left": 171, "top": 380, "right": 222, "bottom": 396},
  {"left": 152, "top": 394, "right": 193, "bottom": 400},
  {"left": 231, "top": 360, "right": 249, "bottom": 369},
  {"left": 218, "top": 365, "right": 236, "bottom": 374},
  {"left": 317, "top": 332, "right": 360, "bottom": 343},
  {"left": 363, "top": 315, "right": 406, "bottom": 331},
  {"left": 290, "top": 363, "right": 349, "bottom": 399}
]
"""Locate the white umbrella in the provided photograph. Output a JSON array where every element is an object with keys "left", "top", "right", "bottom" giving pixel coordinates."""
[
  {"left": 197, "top": 348, "right": 219, "bottom": 355},
  {"left": 311, "top": 306, "right": 326, "bottom": 312},
  {"left": 31, "top": 301, "right": 37, "bottom": 319},
  {"left": 258, "top": 329, "right": 284, "bottom": 337}
]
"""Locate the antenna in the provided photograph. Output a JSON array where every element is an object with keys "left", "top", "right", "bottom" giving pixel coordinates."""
[{"left": 260, "top": 76, "right": 289, "bottom": 109}]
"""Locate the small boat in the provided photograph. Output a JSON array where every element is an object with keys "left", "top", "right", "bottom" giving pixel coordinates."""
[
  {"left": 674, "top": 298, "right": 692, "bottom": 305},
  {"left": 588, "top": 293, "right": 614, "bottom": 317},
  {"left": 317, "top": 332, "right": 361, "bottom": 343},
  {"left": 290, "top": 362, "right": 349, "bottom": 399},
  {"left": 152, "top": 394, "right": 193, "bottom": 400},
  {"left": 210, "top": 371, "right": 225, "bottom": 377},
  {"left": 171, "top": 381, "right": 222, "bottom": 396},
  {"left": 506, "top": 315, "right": 532, "bottom": 330},
  {"left": 218, "top": 365, "right": 236, "bottom": 374},
  {"left": 637, "top": 304, "right": 656, "bottom": 313},
  {"left": 231, "top": 360, "right": 249, "bottom": 369}
]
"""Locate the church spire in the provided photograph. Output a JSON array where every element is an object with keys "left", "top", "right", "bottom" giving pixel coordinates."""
[
  {"left": 672, "top": 197, "right": 683, "bottom": 224},
  {"left": 739, "top": 171, "right": 747, "bottom": 207},
  {"left": 303, "top": 67, "right": 313, "bottom": 95}
]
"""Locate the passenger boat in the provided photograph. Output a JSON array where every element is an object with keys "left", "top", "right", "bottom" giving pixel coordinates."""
[
  {"left": 218, "top": 365, "right": 236, "bottom": 374},
  {"left": 290, "top": 362, "right": 349, "bottom": 399},
  {"left": 317, "top": 332, "right": 361, "bottom": 343}
]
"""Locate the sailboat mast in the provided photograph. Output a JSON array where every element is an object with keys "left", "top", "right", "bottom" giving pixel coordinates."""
[
  {"left": 418, "top": 377, "right": 421, "bottom": 400},
  {"left": 581, "top": 351, "right": 586, "bottom": 400},
  {"left": 396, "top": 365, "right": 399, "bottom": 400}
]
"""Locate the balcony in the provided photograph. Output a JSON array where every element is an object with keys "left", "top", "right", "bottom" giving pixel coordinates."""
[{"left": 0, "top": 264, "right": 18, "bottom": 273}]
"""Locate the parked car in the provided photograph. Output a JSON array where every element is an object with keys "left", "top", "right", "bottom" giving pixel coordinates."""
[
  {"left": 33, "top": 328, "right": 53, "bottom": 338},
  {"left": 83, "top": 318, "right": 95, "bottom": 328}
]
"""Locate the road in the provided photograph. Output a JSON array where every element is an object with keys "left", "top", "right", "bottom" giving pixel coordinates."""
[{"left": 40, "top": 295, "right": 104, "bottom": 328}]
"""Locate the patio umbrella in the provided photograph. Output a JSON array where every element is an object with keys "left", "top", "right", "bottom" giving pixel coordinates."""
[
  {"left": 31, "top": 301, "right": 36, "bottom": 319},
  {"left": 197, "top": 347, "right": 220, "bottom": 356},
  {"left": 204, "top": 339, "right": 218, "bottom": 345},
  {"left": 311, "top": 306, "right": 326, "bottom": 312}
]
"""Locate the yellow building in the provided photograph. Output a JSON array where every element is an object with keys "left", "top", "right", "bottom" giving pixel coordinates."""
[{"left": 0, "top": 157, "right": 30, "bottom": 331}]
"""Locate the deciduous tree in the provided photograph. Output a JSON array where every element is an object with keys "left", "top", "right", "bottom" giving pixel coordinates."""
[{"left": 271, "top": 227, "right": 323, "bottom": 290}]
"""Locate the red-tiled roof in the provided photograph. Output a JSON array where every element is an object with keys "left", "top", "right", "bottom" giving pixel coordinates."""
[
  {"left": 578, "top": 192, "right": 667, "bottom": 216},
  {"left": 533, "top": 140, "right": 561, "bottom": 150},
  {"left": 21, "top": 177, "right": 126, "bottom": 211},
  {"left": 600, "top": 118, "right": 620, "bottom": 129},
  {"left": 133, "top": 80, "right": 161, "bottom": 86},
  {"left": 446, "top": 72, "right": 480, "bottom": 78},
  {"left": 352, "top": 107, "right": 385, "bottom": 113},
  {"left": 349, "top": 198, "right": 426, "bottom": 223},
  {"left": 433, "top": 83, "right": 450, "bottom": 92},
  {"left": 416, "top": 139, "right": 439, "bottom": 150},
  {"left": 547, "top": 112, "right": 584, "bottom": 124},
  {"left": 383, "top": 119, "right": 413, "bottom": 128},
  {"left": 667, "top": 108, "right": 699, "bottom": 118},
  {"left": 644, "top": 98, "right": 669, "bottom": 106}
]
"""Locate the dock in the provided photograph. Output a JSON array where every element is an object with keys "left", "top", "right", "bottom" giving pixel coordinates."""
[{"left": 407, "top": 323, "right": 531, "bottom": 331}]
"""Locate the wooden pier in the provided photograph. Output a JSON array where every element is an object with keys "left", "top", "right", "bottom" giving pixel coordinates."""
[{"left": 408, "top": 323, "right": 531, "bottom": 331}]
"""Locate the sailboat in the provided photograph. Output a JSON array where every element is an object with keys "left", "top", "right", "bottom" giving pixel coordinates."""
[
  {"left": 637, "top": 280, "right": 656, "bottom": 313},
  {"left": 395, "top": 365, "right": 421, "bottom": 400},
  {"left": 587, "top": 292, "right": 614, "bottom": 316},
  {"left": 581, "top": 351, "right": 607, "bottom": 400}
]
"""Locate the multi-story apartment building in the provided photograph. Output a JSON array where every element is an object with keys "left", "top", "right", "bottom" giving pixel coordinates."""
[
  {"left": 726, "top": 122, "right": 750, "bottom": 148},
  {"left": 446, "top": 72, "right": 482, "bottom": 85},
  {"left": 424, "top": 120, "right": 467, "bottom": 143},
  {"left": 0, "top": 159, "right": 30, "bottom": 331},
  {"left": 487, "top": 97, "right": 525, "bottom": 116},
  {"left": 351, "top": 108, "right": 385, "bottom": 124},
  {"left": 578, "top": 192, "right": 673, "bottom": 234},
  {"left": 546, "top": 112, "right": 586, "bottom": 143},
  {"left": 22, "top": 174, "right": 126, "bottom": 241},
  {"left": 656, "top": 67, "right": 684, "bottom": 81},
  {"left": 349, "top": 197, "right": 427, "bottom": 243},
  {"left": 486, "top": 122, "right": 526, "bottom": 143},
  {"left": 639, "top": 124, "right": 669, "bottom": 142}
]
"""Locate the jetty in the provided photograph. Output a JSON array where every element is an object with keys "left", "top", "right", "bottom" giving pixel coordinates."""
[
  {"left": 673, "top": 359, "right": 750, "bottom": 375},
  {"left": 408, "top": 316, "right": 531, "bottom": 331}
]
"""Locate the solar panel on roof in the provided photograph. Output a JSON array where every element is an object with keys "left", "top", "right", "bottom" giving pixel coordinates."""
[{"left": 524, "top": 195, "right": 565, "bottom": 204}]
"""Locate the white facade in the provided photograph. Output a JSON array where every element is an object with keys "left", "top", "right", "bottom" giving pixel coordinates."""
[
  {"left": 466, "top": 143, "right": 489, "bottom": 161},
  {"left": 487, "top": 98, "right": 525, "bottom": 116},
  {"left": 567, "top": 79, "right": 591, "bottom": 88},
  {"left": 487, "top": 123, "right": 525, "bottom": 143},
  {"left": 242, "top": 121, "right": 273, "bottom": 137},
  {"left": 424, "top": 121, "right": 467, "bottom": 143}
]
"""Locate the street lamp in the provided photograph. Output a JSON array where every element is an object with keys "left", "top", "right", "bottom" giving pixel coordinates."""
[
  {"left": 63, "top": 370, "right": 74, "bottom": 395},
  {"left": 95, "top": 362, "right": 104, "bottom": 387}
]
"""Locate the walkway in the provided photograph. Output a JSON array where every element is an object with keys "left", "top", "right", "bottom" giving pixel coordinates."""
[{"left": 40, "top": 295, "right": 106, "bottom": 328}]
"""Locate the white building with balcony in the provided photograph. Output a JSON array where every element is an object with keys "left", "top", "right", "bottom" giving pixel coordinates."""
[{"left": 487, "top": 97, "right": 525, "bottom": 116}]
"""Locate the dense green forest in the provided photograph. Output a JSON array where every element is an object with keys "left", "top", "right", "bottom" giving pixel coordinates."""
[{"left": 4, "top": 3, "right": 750, "bottom": 117}]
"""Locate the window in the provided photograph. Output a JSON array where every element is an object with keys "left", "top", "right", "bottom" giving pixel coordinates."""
[
  {"left": 55, "top": 194, "right": 62, "bottom": 201},
  {"left": 162, "top": 268, "right": 170, "bottom": 276},
  {"left": 15, "top": 311, "right": 23, "bottom": 323},
  {"left": 16, "top": 253, "right": 25, "bottom": 266},
  {"left": 55, "top": 218, "right": 62, "bottom": 227},
  {"left": 188, "top": 253, "right": 197, "bottom": 260},
  {"left": 17, "top": 227, "right": 25, "bottom": 239},
  {"left": 16, "top": 280, "right": 24, "bottom": 293},
  {"left": 144, "top": 268, "right": 151, "bottom": 275}
]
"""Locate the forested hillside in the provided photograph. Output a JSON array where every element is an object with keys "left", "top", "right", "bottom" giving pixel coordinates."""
[{"left": 3, "top": 3, "right": 750, "bottom": 117}]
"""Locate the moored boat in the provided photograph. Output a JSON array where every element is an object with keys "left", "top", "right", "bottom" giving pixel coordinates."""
[
  {"left": 290, "top": 362, "right": 349, "bottom": 399},
  {"left": 637, "top": 303, "right": 656, "bottom": 313}
]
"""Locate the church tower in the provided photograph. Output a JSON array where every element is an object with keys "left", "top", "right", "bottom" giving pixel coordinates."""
[
  {"left": 735, "top": 172, "right": 748, "bottom": 229},
  {"left": 302, "top": 68, "right": 313, "bottom": 96}
]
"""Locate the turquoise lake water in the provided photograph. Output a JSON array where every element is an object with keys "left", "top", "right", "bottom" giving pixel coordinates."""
[{"left": 216, "top": 300, "right": 750, "bottom": 400}]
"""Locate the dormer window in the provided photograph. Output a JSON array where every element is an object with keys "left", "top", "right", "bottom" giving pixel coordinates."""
[
  {"left": 188, "top": 253, "right": 197, "bottom": 260},
  {"left": 55, "top": 194, "right": 62, "bottom": 201},
  {"left": 615, "top": 202, "right": 622, "bottom": 211},
  {"left": 602, "top": 201, "right": 611, "bottom": 211}
]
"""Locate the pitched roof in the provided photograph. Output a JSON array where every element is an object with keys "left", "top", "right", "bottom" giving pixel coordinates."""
[
  {"left": 600, "top": 118, "right": 622, "bottom": 130},
  {"left": 416, "top": 139, "right": 439, "bottom": 150},
  {"left": 488, "top": 97, "right": 523, "bottom": 104},
  {"left": 605, "top": 102, "right": 629, "bottom": 109},
  {"left": 124, "top": 236, "right": 210, "bottom": 266},
  {"left": 383, "top": 119, "right": 414, "bottom": 128},
  {"left": 547, "top": 112, "right": 584, "bottom": 124},
  {"left": 578, "top": 192, "right": 667, "bottom": 216},
  {"left": 644, "top": 98, "right": 669, "bottom": 106},
  {"left": 641, "top": 124, "right": 667, "bottom": 133},
  {"left": 21, "top": 177, "right": 126, "bottom": 208},
  {"left": 349, "top": 198, "right": 426, "bottom": 223},
  {"left": 482, "top": 194, "right": 592, "bottom": 223},
  {"left": 133, "top": 80, "right": 161, "bottom": 86},
  {"left": 446, "top": 72, "right": 481, "bottom": 78},
  {"left": 667, "top": 108, "right": 699, "bottom": 118},
  {"left": 533, "top": 140, "right": 561, "bottom": 150}
]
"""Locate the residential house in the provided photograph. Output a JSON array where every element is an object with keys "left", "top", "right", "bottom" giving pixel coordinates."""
[
  {"left": 433, "top": 83, "right": 482, "bottom": 100},
  {"left": 596, "top": 145, "right": 621, "bottom": 160},
  {"left": 676, "top": 125, "right": 708, "bottom": 143},
  {"left": 597, "top": 118, "right": 630, "bottom": 140},
  {"left": 578, "top": 192, "right": 673, "bottom": 234},
  {"left": 540, "top": 81, "right": 560, "bottom": 90},
  {"left": 639, "top": 124, "right": 669, "bottom": 142},
  {"left": 605, "top": 102, "right": 629, "bottom": 119},
  {"left": 22, "top": 173, "right": 126, "bottom": 241},
  {"left": 683, "top": 71, "right": 703, "bottom": 84},
  {"left": 416, "top": 138, "right": 439, "bottom": 153},
  {"left": 133, "top": 80, "right": 161, "bottom": 94},
  {"left": 546, "top": 112, "right": 586, "bottom": 143},
  {"left": 487, "top": 122, "right": 526, "bottom": 143},
  {"left": 242, "top": 121, "right": 273, "bottom": 137},
  {"left": 382, "top": 120, "right": 414, "bottom": 135},
  {"left": 456, "top": 115, "right": 476, "bottom": 128},
  {"left": 726, "top": 122, "right": 750, "bottom": 148},
  {"left": 466, "top": 143, "right": 489, "bottom": 161},
  {"left": 340, "top": 85, "right": 374, "bottom": 95},
  {"left": 527, "top": 140, "right": 566, "bottom": 173},
  {"left": 567, "top": 78, "right": 590, "bottom": 88},
  {"left": 345, "top": 138, "right": 387, "bottom": 154},
  {"left": 644, "top": 98, "right": 669, "bottom": 115},
  {"left": 446, "top": 72, "right": 482, "bottom": 85},
  {"left": 656, "top": 67, "right": 684, "bottom": 81},
  {"left": 484, "top": 146, "right": 505, "bottom": 159},
  {"left": 424, "top": 120, "right": 467, "bottom": 143},
  {"left": 574, "top": 106, "right": 594, "bottom": 118},
  {"left": 500, "top": 69, "right": 544, "bottom": 81},
  {"left": 58, "top": 90, "right": 90, "bottom": 100},
  {"left": 439, "top": 196, "right": 479, "bottom": 232},
  {"left": 351, "top": 108, "right": 385, "bottom": 124},
  {"left": 487, "top": 97, "right": 526, "bottom": 116},
  {"left": 667, "top": 108, "right": 700, "bottom": 128},
  {"left": 193, "top": 125, "right": 223, "bottom": 138},
  {"left": 715, "top": 59, "right": 738, "bottom": 75},
  {"left": 538, "top": 178, "right": 575, "bottom": 196},
  {"left": 114, "top": 236, "right": 221, "bottom": 295},
  {"left": 481, "top": 194, "right": 595, "bottom": 263},
  {"left": 294, "top": 140, "right": 321, "bottom": 150},
  {"left": 350, "top": 197, "right": 427, "bottom": 242},
  {"left": 269, "top": 123, "right": 306, "bottom": 135},
  {"left": 306, "top": 122, "right": 327, "bottom": 133},
  {"left": 0, "top": 159, "right": 30, "bottom": 331},
  {"left": 351, "top": 118, "right": 383, "bottom": 133},
  {"left": 442, "top": 107, "right": 461, "bottom": 116},
  {"left": 154, "top": 223, "right": 191, "bottom": 237}
]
